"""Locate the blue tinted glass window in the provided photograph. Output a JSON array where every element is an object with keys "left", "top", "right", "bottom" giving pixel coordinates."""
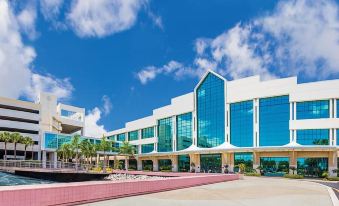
[
  {"left": 297, "top": 129, "right": 329, "bottom": 145},
  {"left": 178, "top": 155, "right": 190, "bottom": 172},
  {"left": 141, "top": 144, "right": 154, "bottom": 153},
  {"left": 158, "top": 117, "right": 173, "bottom": 152},
  {"left": 297, "top": 100, "right": 329, "bottom": 119},
  {"left": 337, "top": 100, "right": 339, "bottom": 118},
  {"left": 259, "top": 96, "right": 290, "bottom": 146},
  {"left": 57, "top": 135, "right": 71, "bottom": 148},
  {"left": 107, "top": 135, "right": 116, "bottom": 141},
  {"left": 337, "top": 130, "right": 339, "bottom": 146},
  {"left": 297, "top": 158, "right": 328, "bottom": 177},
  {"left": 234, "top": 153, "right": 253, "bottom": 172},
  {"left": 230, "top": 101, "right": 253, "bottom": 147},
  {"left": 176, "top": 112, "right": 192, "bottom": 150},
  {"left": 117, "top": 133, "right": 125, "bottom": 141},
  {"left": 44, "top": 133, "right": 58, "bottom": 149},
  {"left": 128, "top": 130, "right": 138, "bottom": 141},
  {"left": 197, "top": 73, "right": 225, "bottom": 148},
  {"left": 142, "top": 127, "right": 154, "bottom": 139}
]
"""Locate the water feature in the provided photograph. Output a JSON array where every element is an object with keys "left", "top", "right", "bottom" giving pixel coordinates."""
[{"left": 0, "top": 172, "right": 54, "bottom": 186}]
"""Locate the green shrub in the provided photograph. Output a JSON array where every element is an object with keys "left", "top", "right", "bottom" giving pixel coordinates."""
[
  {"left": 324, "top": 176, "right": 339, "bottom": 181},
  {"left": 244, "top": 172, "right": 261, "bottom": 177},
  {"left": 284, "top": 174, "right": 304, "bottom": 179},
  {"left": 321, "top": 171, "right": 328, "bottom": 178}
]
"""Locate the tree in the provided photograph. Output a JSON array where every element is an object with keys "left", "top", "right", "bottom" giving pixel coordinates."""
[
  {"left": 29, "top": 139, "right": 35, "bottom": 160},
  {"left": 79, "top": 139, "right": 91, "bottom": 165},
  {"left": 11, "top": 132, "right": 23, "bottom": 160},
  {"left": 98, "top": 135, "right": 113, "bottom": 173},
  {"left": 119, "top": 141, "right": 135, "bottom": 171},
  {"left": 22, "top": 136, "right": 33, "bottom": 160},
  {"left": 0, "top": 132, "right": 11, "bottom": 160},
  {"left": 71, "top": 134, "right": 81, "bottom": 170}
]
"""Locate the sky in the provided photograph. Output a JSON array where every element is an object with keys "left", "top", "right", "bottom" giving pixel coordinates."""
[{"left": 1, "top": 0, "right": 339, "bottom": 138}]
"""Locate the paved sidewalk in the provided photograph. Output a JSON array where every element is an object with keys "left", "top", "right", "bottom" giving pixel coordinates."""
[{"left": 82, "top": 176, "right": 334, "bottom": 206}]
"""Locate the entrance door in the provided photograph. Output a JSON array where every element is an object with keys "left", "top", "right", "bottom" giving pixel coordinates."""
[{"left": 200, "top": 154, "right": 222, "bottom": 173}]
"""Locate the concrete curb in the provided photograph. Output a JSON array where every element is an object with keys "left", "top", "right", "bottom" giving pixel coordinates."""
[{"left": 327, "top": 187, "right": 339, "bottom": 206}]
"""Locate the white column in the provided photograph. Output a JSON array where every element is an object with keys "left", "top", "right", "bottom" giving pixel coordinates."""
[
  {"left": 329, "top": 151, "right": 338, "bottom": 177},
  {"left": 53, "top": 152, "right": 57, "bottom": 168},
  {"left": 334, "top": 99, "right": 337, "bottom": 118},
  {"left": 293, "top": 102, "right": 297, "bottom": 120},
  {"left": 226, "top": 104, "right": 230, "bottom": 143},
  {"left": 37, "top": 151, "right": 41, "bottom": 161},
  {"left": 125, "top": 158, "right": 129, "bottom": 170},
  {"left": 172, "top": 116, "right": 177, "bottom": 152},
  {"left": 253, "top": 99, "right": 259, "bottom": 147},
  {"left": 153, "top": 158, "right": 159, "bottom": 172},
  {"left": 330, "top": 99, "right": 334, "bottom": 118},
  {"left": 42, "top": 151, "right": 46, "bottom": 168},
  {"left": 137, "top": 159, "right": 142, "bottom": 170},
  {"left": 171, "top": 156, "right": 178, "bottom": 172},
  {"left": 289, "top": 102, "right": 293, "bottom": 143},
  {"left": 334, "top": 129, "right": 337, "bottom": 146}
]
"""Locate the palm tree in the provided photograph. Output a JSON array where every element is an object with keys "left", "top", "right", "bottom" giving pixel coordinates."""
[
  {"left": 88, "top": 142, "right": 97, "bottom": 166},
  {"left": 11, "top": 132, "right": 23, "bottom": 160},
  {"left": 99, "top": 135, "right": 112, "bottom": 173},
  {"left": 119, "top": 141, "right": 135, "bottom": 171},
  {"left": 0, "top": 132, "right": 11, "bottom": 160},
  {"left": 29, "top": 139, "right": 35, "bottom": 160},
  {"left": 22, "top": 136, "right": 33, "bottom": 160},
  {"left": 71, "top": 134, "right": 81, "bottom": 170},
  {"left": 79, "top": 139, "right": 91, "bottom": 165}
]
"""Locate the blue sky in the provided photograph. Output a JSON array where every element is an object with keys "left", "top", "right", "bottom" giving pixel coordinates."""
[{"left": 1, "top": 0, "right": 339, "bottom": 137}]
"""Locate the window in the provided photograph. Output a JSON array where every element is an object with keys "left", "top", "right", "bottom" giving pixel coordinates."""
[
  {"left": 197, "top": 73, "right": 225, "bottom": 148},
  {"left": 200, "top": 154, "right": 222, "bottom": 173},
  {"left": 44, "top": 133, "right": 57, "bottom": 149},
  {"left": 117, "top": 133, "right": 125, "bottom": 141},
  {"left": 141, "top": 144, "right": 154, "bottom": 153},
  {"left": 337, "top": 129, "right": 339, "bottom": 146},
  {"left": 176, "top": 112, "right": 192, "bottom": 150},
  {"left": 260, "top": 157, "right": 289, "bottom": 175},
  {"left": 297, "top": 129, "right": 329, "bottom": 145},
  {"left": 297, "top": 158, "right": 328, "bottom": 177},
  {"left": 230, "top": 101, "right": 253, "bottom": 147},
  {"left": 234, "top": 153, "right": 253, "bottom": 171},
  {"left": 178, "top": 155, "right": 190, "bottom": 172},
  {"left": 296, "top": 100, "right": 329, "bottom": 119},
  {"left": 141, "top": 127, "right": 154, "bottom": 139},
  {"left": 158, "top": 117, "right": 173, "bottom": 152},
  {"left": 259, "top": 96, "right": 290, "bottom": 146},
  {"left": 128, "top": 130, "right": 138, "bottom": 141}
]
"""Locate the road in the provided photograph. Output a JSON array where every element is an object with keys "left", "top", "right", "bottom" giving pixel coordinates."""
[{"left": 81, "top": 176, "right": 334, "bottom": 206}]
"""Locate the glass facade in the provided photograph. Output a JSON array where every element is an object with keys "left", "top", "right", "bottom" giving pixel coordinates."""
[
  {"left": 176, "top": 112, "right": 192, "bottom": 151},
  {"left": 117, "top": 133, "right": 126, "bottom": 141},
  {"left": 142, "top": 160, "right": 153, "bottom": 171},
  {"left": 197, "top": 73, "right": 225, "bottom": 148},
  {"left": 259, "top": 95, "right": 290, "bottom": 146},
  {"left": 200, "top": 154, "right": 222, "bottom": 173},
  {"left": 128, "top": 130, "right": 138, "bottom": 141},
  {"left": 159, "top": 159, "right": 172, "bottom": 171},
  {"left": 337, "top": 129, "right": 339, "bottom": 146},
  {"left": 234, "top": 153, "right": 253, "bottom": 172},
  {"left": 44, "top": 133, "right": 58, "bottom": 149},
  {"left": 296, "top": 100, "right": 329, "bottom": 119},
  {"left": 178, "top": 155, "right": 190, "bottom": 172},
  {"left": 128, "top": 159, "right": 137, "bottom": 170},
  {"left": 297, "top": 158, "right": 328, "bottom": 177},
  {"left": 158, "top": 117, "right": 173, "bottom": 152},
  {"left": 141, "top": 144, "right": 154, "bottom": 153},
  {"left": 230, "top": 101, "right": 253, "bottom": 147},
  {"left": 337, "top": 99, "right": 339, "bottom": 118},
  {"left": 297, "top": 129, "right": 329, "bottom": 145},
  {"left": 260, "top": 157, "right": 289, "bottom": 176},
  {"left": 142, "top": 127, "right": 154, "bottom": 139},
  {"left": 57, "top": 135, "right": 71, "bottom": 149}
]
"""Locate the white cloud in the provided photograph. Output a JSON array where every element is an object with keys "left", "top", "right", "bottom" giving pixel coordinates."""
[
  {"left": 40, "top": 0, "right": 64, "bottom": 21},
  {"left": 84, "top": 107, "right": 107, "bottom": 138},
  {"left": 136, "top": 60, "right": 199, "bottom": 84},
  {"left": 102, "top": 95, "right": 112, "bottom": 116},
  {"left": 136, "top": 0, "right": 339, "bottom": 82},
  {"left": 67, "top": 0, "right": 145, "bottom": 38},
  {"left": 16, "top": 2, "right": 38, "bottom": 40},
  {"left": 147, "top": 9, "right": 163, "bottom": 30},
  {"left": 24, "top": 74, "right": 73, "bottom": 101},
  {"left": 0, "top": 1, "right": 74, "bottom": 101}
]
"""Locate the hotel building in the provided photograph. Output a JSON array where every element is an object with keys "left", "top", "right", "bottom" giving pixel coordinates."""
[
  {"left": 107, "top": 70, "right": 339, "bottom": 177},
  {"left": 0, "top": 92, "right": 85, "bottom": 165}
]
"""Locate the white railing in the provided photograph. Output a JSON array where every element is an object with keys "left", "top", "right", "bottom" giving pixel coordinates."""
[{"left": 0, "top": 160, "right": 88, "bottom": 171}]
